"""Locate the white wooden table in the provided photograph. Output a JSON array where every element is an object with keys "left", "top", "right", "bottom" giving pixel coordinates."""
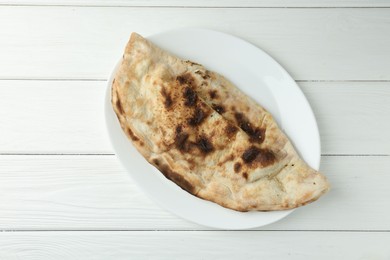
[{"left": 1, "top": 1, "right": 390, "bottom": 259}]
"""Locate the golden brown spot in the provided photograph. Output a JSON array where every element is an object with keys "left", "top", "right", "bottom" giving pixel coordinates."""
[
  {"left": 225, "top": 124, "right": 238, "bottom": 138},
  {"left": 188, "top": 158, "right": 195, "bottom": 170},
  {"left": 152, "top": 159, "right": 160, "bottom": 166},
  {"left": 234, "top": 112, "right": 243, "bottom": 120},
  {"left": 194, "top": 70, "right": 211, "bottom": 80},
  {"left": 242, "top": 146, "right": 260, "bottom": 164},
  {"left": 158, "top": 165, "right": 195, "bottom": 194},
  {"left": 234, "top": 162, "right": 242, "bottom": 173},
  {"left": 112, "top": 78, "right": 115, "bottom": 85},
  {"left": 176, "top": 125, "right": 183, "bottom": 134},
  {"left": 196, "top": 136, "right": 214, "bottom": 154},
  {"left": 212, "top": 104, "right": 225, "bottom": 114},
  {"left": 161, "top": 87, "right": 173, "bottom": 109},
  {"left": 243, "top": 172, "right": 248, "bottom": 179},
  {"left": 226, "top": 154, "right": 234, "bottom": 161},
  {"left": 252, "top": 128, "right": 265, "bottom": 143},
  {"left": 115, "top": 100, "right": 124, "bottom": 114},
  {"left": 177, "top": 73, "right": 196, "bottom": 87},
  {"left": 242, "top": 146, "right": 276, "bottom": 167},
  {"left": 204, "top": 70, "right": 211, "bottom": 79},
  {"left": 115, "top": 91, "right": 124, "bottom": 114},
  {"left": 209, "top": 90, "right": 218, "bottom": 99},
  {"left": 185, "top": 60, "right": 200, "bottom": 66},
  {"left": 188, "top": 107, "right": 207, "bottom": 126},
  {"left": 234, "top": 112, "right": 265, "bottom": 143},
  {"left": 175, "top": 132, "right": 189, "bottom": 151},
  {"left": 301, "top": 192, "right": 314, "bottom": 202},
  {"left": 126, "top": 127, "right": 139, "bottom": 142},
  {"left": 256, "top": 150, "right": 276, "bottom": 166},
  {"left": 183, "top": 87, "right": 197, "bottom": 107}
]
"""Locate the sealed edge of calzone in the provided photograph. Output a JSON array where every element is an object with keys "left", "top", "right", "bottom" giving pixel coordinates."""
[{"left": 111, "top": 32, "right": 330, "bottom": 211}]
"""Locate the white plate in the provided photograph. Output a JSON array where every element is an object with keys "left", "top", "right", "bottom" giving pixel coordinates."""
[{"left": 105, "top": 28, "right": 320, "bottom": 229}]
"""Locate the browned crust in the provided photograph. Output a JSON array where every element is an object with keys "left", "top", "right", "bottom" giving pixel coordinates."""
[{"left": 110, "top": 32, "right": 330, "bottom": 212}]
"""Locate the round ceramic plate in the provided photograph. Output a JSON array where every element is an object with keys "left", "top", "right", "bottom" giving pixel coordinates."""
[{"left": 105, "top": 28, "right": 320, "bottom": 229}]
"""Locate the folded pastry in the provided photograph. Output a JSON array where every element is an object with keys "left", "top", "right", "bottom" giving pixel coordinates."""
[{"left": 112, "top": 33, "right": 329, "bottom": 211}]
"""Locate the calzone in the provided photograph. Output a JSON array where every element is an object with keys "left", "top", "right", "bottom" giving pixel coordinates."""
[{"left": 112, "top": 33, "right": 329, "bottom": 211}]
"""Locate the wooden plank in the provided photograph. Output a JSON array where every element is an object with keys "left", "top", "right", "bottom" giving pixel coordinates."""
[
  {"left": 300, "top": 82, "right": 390, "bottom": 155},
  {"left": 1, "top": 80, "right": 389, "bottom": 154},
  {"left": 0, "top": 231, "right": 389, "bottom": 259},
  {"left": 0, "top": 80, "right": 112, "bottom": 154},
  {"left": 0, "top": 155, "right": 388, "bottom": 231},
  {"left": 0, "top": 7, "right": 390, "bottom": 80},
  {"left": 1, "top": 0, "right": 390, "bottom": 7}
]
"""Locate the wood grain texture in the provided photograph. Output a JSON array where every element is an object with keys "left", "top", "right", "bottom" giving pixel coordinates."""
[
  {"left": 0, "top": 155, "right": 389, "bottom": 231},
  {"left": 0, "top": 231, "right": 389, "bottom": 259},
  {"left": 0, "top": 7, "right": 390, "bottom": 80},
  {"left": 1, "top": 80, "right": 388, "bottom": 154},
  {"left": 1, "top": 0, "right": 390, "bottom": 7}
]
